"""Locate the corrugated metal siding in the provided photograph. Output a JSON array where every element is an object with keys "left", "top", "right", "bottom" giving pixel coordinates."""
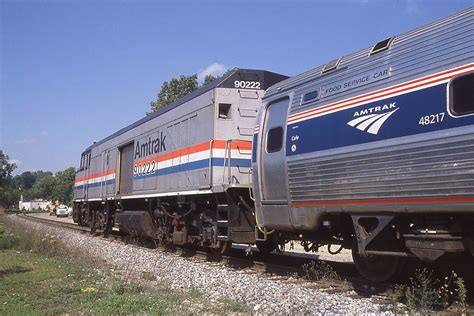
[
  {"left": 264, "top": 7, "right": 474, "bottom": 112},
  {"left": 288, "top": 131, "right": 474, "bottom": 202},
  {"left": 279, "top": 7, "right": 474, "bottom": 205}
]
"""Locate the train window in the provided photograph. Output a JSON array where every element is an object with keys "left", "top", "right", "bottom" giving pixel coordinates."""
[
  {"left": 218, "top": 103, "right": 232, "bottom": 119},
  {"left": 449, "top": 72, "right": 474, "bottom": 116},
  {"left": 267, "top": 126, "right": 283, "bottom": 153},
  {"left": 302, "top": 90, "right": 318, "bottom": 103},
  {"left": 370, "top": 37, "right": 395, "bottom": 55},
  {"left": 322, "top": 57, "right": 342, "bottom": 74},
  {"left": 81, "top": 151, "right": 90, "bottom": 170}
]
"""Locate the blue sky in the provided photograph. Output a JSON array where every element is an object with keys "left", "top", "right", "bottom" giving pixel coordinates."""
[{"left": 1, "top": 0, "right": 472, "bottom": 174}]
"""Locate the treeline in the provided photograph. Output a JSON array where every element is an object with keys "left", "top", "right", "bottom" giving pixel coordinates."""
[
  {"left": 0, "top": 150, "right": 75, "bottom": 209},
  {"left": 149, "top": 69, "right": 234, "bottom": 112}
]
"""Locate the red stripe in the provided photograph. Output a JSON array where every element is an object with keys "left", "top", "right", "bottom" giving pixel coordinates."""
[
  {"left": 289, "top": 196, "right": 474, "bottom": 207},
  {"left": 288, "top": 64, "right": 474, "bottom": 123},
  {"left": 75, "top": 168, "right": 116, "bottom": 183},
  {"left": 134, "top": 139, "right": 252, "bottom": 166}
]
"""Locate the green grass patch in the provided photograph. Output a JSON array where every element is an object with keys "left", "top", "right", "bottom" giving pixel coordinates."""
[{"left": 0, "top": 216, "right": 248, "bottom": 314}]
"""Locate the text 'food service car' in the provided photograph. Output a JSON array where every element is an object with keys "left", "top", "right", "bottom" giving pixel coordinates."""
[{"left": 252, "top": 7, "right": 474, "bottom": 281}]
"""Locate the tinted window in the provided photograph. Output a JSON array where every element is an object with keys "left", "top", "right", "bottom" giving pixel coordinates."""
[
  {"left": 218, "top": 103, "right": 232, "bottom": 119},
  {"left": 266, "top": 127, "right": 283, "bottom": 153},
  {"left": 303, "top": 91, "right": 318, "bottom": 102},
  {"left": 322, "top": 57, "right": 341, "bottom": 73},
  {"left": 370, "top": 37, "right": 394, "bottom": 55},
  {"left": 450, "top": 73, "right": 474, "bottom": 116}
]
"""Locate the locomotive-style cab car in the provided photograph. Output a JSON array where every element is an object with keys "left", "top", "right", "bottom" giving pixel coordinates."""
[{"left": 252, "top": 7, "right": 474, "bottom": 281}]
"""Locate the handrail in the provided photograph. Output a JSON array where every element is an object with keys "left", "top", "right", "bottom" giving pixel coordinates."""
[
  {"left": 227, "top": 140, "right": 232, "bottom": 184},
  {"left": 248, "top": 168, "right": 255, "bottom": 201},
  {"left": 208, "top": 139, "right": 214, "bottom": 188}
]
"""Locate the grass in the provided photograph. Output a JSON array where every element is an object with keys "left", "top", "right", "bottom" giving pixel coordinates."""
[
  {"left": 383, "top": 268, "right": 472, "bottom": 314},
  {"left": 0, "top": 215, "right": 248, "bottom": 314}
]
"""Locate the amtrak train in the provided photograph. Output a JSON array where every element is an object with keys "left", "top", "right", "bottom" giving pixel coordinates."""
[{"left": 74, "top": 7, "right": 474, "bottom": 282}]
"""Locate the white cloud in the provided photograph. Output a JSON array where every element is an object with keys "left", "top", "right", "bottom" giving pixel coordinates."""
[
  {"left": 197, "top": 63, "right": 229, "bottom": 83},
  {"left": 40, "top": 130, "right": 49, "bottom": 136}
]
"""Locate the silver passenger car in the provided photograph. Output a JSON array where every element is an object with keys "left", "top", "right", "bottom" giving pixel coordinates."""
[{"left": 253, "top": 7, "right": 474, "bottom": 281}]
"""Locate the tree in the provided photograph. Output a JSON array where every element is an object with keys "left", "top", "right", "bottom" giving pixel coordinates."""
[
  {"left": 30, "top": 174, "right": 56, "bottom": 201},
  {"left": 203, "top": 74, "right": 218, "bottom": 85},
  {"left": 0, "top": 150, "right": 19, "bottom": 209},
  {"left": 203, "top": 68, "right": 235, "bottom": 85},
  {"left": 149, "top": 69, "right": 236, "bottom": 113},
  {"left": 0, "top": 150, "right": 16, "bottom": 182},
  {"left": 14, "top": 170, "right": 53, "bottom": 201},
  {"left": 150, "top": 74, "right": 199, "bottom": 112},
  {"left": 52, "top": 167, "right": 75, "bottom": 204},
  {"left": 13, "top": 171, "right": 36, "bottom": 190}
]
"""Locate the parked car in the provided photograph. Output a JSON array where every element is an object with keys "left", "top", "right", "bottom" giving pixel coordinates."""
[
  {"left": 56, "top": 205, "right": 69, "bottom": 217},
  {"left": 67, "top": 207, "right": 73, "bottom": 217}
]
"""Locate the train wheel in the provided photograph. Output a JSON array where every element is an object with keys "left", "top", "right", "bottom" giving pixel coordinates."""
[{"left": 352, "top": 239, "right": 405, "bottom": 283}]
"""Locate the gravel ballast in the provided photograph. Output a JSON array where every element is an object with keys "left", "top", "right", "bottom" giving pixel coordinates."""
[{"left": 8, "top": 215, "right": 381, "bottom": 314}]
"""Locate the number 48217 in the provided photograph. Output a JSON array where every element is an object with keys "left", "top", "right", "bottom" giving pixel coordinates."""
[{"left": 419, "top": 112, "right": 445, "bottom": 126}]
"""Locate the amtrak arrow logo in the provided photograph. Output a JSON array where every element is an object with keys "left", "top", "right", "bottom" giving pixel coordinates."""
[{"left": 347, "top": 107, "right": 399, "bottom": 135}]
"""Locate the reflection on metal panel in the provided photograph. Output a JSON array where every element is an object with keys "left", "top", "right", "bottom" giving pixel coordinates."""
[
  {"left": 288, "top": 131, "right": 474, "bottom": 210},
  {"left": 260, "top": 98, "right": 289, "bottom": 201}
]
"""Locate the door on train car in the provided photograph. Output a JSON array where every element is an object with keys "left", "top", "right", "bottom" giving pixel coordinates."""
[
  {"left": 259, "top": 98, "right": 289, "bottom": 202},
  {"left": 117, "top": 143, "right": 134, "bottom": 195}
]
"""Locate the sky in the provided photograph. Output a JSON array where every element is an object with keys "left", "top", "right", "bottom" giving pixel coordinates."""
[{"left": 1, "top": 0, "right": 472, "bottom": 174}]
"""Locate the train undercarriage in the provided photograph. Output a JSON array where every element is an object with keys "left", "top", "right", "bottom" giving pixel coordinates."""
[
  {"left": 74, "top": 196, "right": 474, "bottom": 282},
  {"left": 72, "top": 188, "right": 277, "bottom": 254},
  {"left": 267, "top": 212, "right": 474, "bottom": 282}
]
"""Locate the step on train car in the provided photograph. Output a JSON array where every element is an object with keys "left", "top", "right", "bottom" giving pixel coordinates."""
[
  {"left": 73, "top": 69, "right": 288, "bottom": 253},
  {"left": 252, "top": 7, "right": 474, "bottom": 281}
]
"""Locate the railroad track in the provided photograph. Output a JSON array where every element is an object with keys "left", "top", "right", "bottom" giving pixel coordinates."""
[
  {"left": 15, "top": 212, "right": 396, "bottom": 303},
  {"left": 10, "top": 214, "right": 474, "bottom": 311},
  {"left": 18, "top": 213, "right": 474, "bottom": 308}
]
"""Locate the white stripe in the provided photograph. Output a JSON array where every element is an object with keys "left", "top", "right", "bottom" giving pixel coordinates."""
[
  {"left": 366, "top": 109, "right": 399, "bottom": 135},
  {"left": 347, "top": 114, "right": 378, "bottom": 127},
  {"left": 154, "top": 149, "right": 251, "bottom": 169},
  {"left": 120, "top": 189, "right": 215, "bottom": 199},
  {"left": 355, "top": 113, "right": 389, "bottom": 131},
  {"left": 288, "top": 65, "right": 474, "bottom": 125},
  {"left": 75, "top": 173, "right": 116, "bottom": 186}
]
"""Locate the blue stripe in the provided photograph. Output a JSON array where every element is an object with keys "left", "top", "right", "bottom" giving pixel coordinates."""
[
  {"left": 134, "top": 157, "right": 251, "bottom": 180},
  {"left": 252, "top": 134, "right": 258, "bottom": 163},
  {"left": 286, "top": 83, "right": 474, "bottom": 156},
  {"left": 74, "top": 179, "right": 114, "bottom": 190}
]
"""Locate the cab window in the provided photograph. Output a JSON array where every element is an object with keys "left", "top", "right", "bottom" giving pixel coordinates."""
[{"left": 266, "top": 126, "right": 283, "bottom": 153}]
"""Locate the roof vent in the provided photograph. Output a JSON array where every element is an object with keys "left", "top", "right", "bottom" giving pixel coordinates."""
[
  {"left": 322, "top": 57, "right": 342, "bottom": 74},
  {"left": 370, "top": 37, "right": 395, "bottom": 55}
]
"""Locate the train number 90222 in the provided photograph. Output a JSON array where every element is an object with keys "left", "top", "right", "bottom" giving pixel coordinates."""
[
  {"left": 234, "top": 80, "right": 261, "bottom": 89},
  {"left": 133, "top": 161, "right": 157, "bottom": 177}
]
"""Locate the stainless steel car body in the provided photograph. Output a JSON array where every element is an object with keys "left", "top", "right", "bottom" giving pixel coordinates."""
[{"left": 253, "top": 7, "right": 474, "bottom": 231}]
